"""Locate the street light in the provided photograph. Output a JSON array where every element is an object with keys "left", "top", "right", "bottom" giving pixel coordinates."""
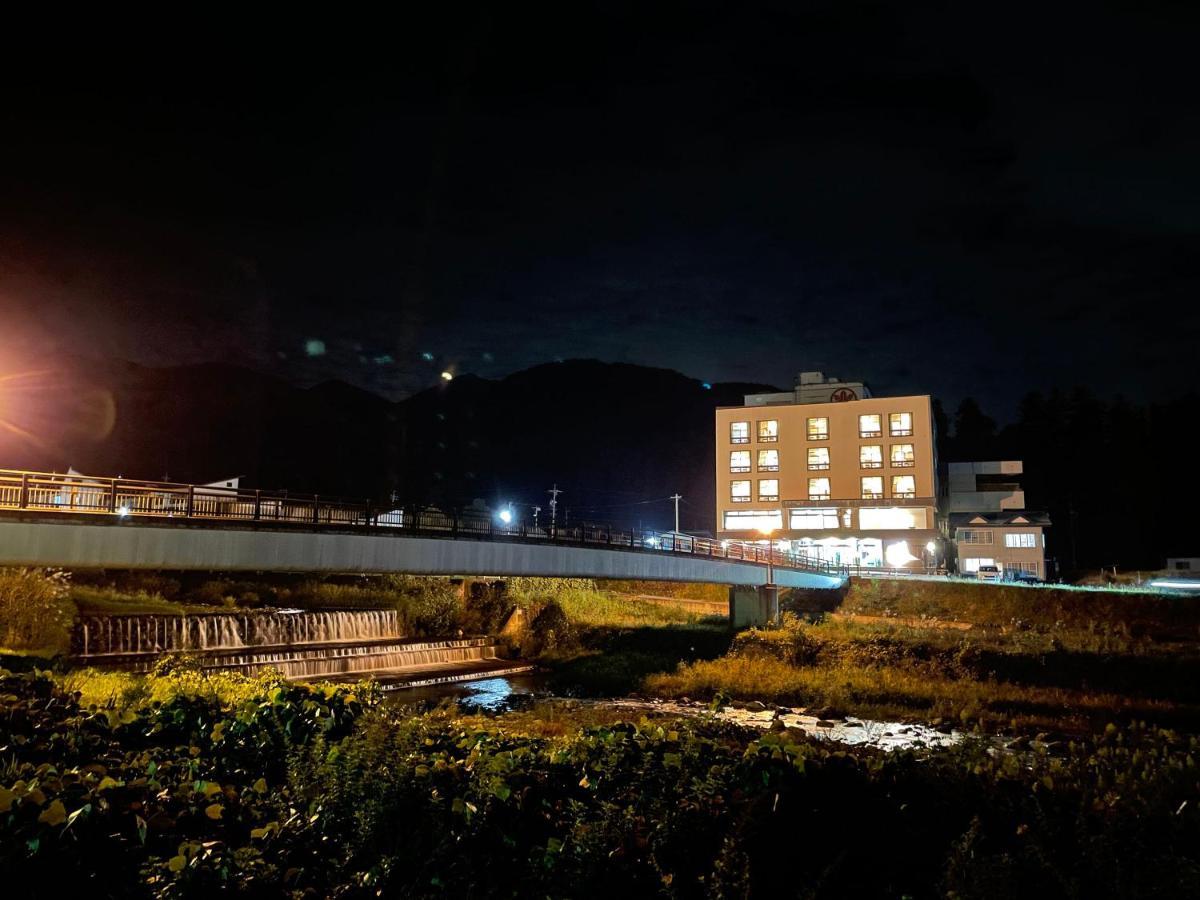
[
  {"left": 497, "top": 507, "right": 513, "bottom": 525},
  {"left": 925, "top": 539, "right": 938, "bottom": 572}
]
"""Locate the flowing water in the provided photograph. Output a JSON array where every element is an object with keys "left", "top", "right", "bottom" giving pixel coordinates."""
[{"left": 72, "top": 610, "right": 523, "bottom": 682}]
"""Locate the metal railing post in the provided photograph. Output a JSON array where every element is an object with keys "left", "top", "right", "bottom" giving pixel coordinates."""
[
  {"left": 186, "top": 485, "right": 194, "bottom": 518},
  {"left": 313, "top": 496, "right": 320, "bottom": 525},
  {"left": 253, "top": 490, "right": 261, "bottom": 521},
  {"left": 109, "top": 479, "right": 118, "bottom": 513},
  {"left": 18, "top": 473, "right": 28, "bottom": 509}
]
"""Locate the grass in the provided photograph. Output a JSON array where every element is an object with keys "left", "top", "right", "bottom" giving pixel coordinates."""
[
  {"left": 642, "top": 609, "right": 1200, "bottom": 734},
  {"left": 549, "top": 588, "right": 715, "bottom": 628},
  {"left": 53, "top": 663, "right": 292, "bottom": 712}
]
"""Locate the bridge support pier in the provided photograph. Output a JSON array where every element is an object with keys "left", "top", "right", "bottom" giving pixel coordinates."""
[{"left": 729, "top": 584, "right": 779, "bottom": 628}]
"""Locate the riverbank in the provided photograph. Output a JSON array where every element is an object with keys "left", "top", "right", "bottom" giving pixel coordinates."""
[{"left": 2, "top": 665, "right": 1196, "bottom": 898}]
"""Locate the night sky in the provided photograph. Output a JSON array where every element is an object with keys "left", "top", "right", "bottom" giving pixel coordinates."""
[{"left": 2, "top": 3, "right": 1197, "bottom": 419}]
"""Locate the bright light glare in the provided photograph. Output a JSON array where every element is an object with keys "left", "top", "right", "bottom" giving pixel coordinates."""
[
  {"left": 885, "top": 540, "right": 918, "bottom": 567},
  {"left": 498, "top": 508, "right": 513, "bottom": 524},
  {"left": 440, "top": 371, "right": 453, "bottom": 381},
  {"left": 926, "top": 541, "right": 937, "bottom": 553},
  {"left": 116, "top": 505, "right": 130, "bottom": 517},
  {"left": 1149, "top": 580, "right": 1200, "bottom": 590}
]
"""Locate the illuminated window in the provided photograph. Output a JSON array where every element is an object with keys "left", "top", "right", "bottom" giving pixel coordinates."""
[
  {"left": 730, "top": 421, "right": 749, "bottom": 444},
  {"left": 889, "top": 412, "right": 913, "bottom": 436},
  {"left": 891, "top": 474, "right": 915, "bottom": 498},
  {"left": 789, "top": 508, "right": 839, "bottom": 530},
  {"left": 757, "top": 449, "right": 779, "bottom": 471},
  {"left": 808, "top": 477, "right": 831, "bottom": 500},
  {"left": 757, "top": 420, "right": 778, "bottom": 442},
  {"left": 723, "top": 509, "right": 783, "bottom": 531},
  {"left": 1005, "top": 532, "right": 1038, "bottom": 548},
  {"left": 731, "top": 480, "right": 751, "bottom": 502},
  {"left": 758, "top": 479, "right": 779, "bottom": 501},
  {"left": 807, "top": 447, "right": 830, "bottom": 470},
  {"left": 859, "top": 445, "right": 883, "bottom": 469},
  {"left": 807, "top": 417, "right": 828, "bottom": 440},
  {"left": 729, "top": 450, "right": 750, "bottom": 472},
  {"left": 890, "top": 443, "right": 915, "bottom": 467},
  {"left": 859, "top": 414, "right": 882, "bottom": 438},
  {"left": 859, "top": 507, "right": 928, "bottom": 529},
  {"left": 961, "top": 557, "right": 996, "bottom": 573},
  {"left": 861, "top": 476, "right": 883, "bottom": 499}
]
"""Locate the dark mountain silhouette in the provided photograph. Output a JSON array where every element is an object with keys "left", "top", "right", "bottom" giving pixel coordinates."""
[{"left": 0, "top": 358, "right": 774, "bottom": 532}]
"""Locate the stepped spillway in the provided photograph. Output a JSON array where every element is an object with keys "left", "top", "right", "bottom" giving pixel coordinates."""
[{"left": 72, "top": 610, "right": 529, "bottom": 685}]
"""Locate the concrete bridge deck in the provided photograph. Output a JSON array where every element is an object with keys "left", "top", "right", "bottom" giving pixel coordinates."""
[{"left": 0, "top": 469, "right": 845, "bottom": 590}]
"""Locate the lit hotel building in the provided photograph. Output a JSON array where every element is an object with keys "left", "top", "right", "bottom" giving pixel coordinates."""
[{"left": 714, "top": 372, "right": 939, "bottom": 569}]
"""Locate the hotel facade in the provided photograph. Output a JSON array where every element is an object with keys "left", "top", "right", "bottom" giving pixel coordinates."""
[{"left": 714, "top": 373, "right": 939, "bottom": 569}]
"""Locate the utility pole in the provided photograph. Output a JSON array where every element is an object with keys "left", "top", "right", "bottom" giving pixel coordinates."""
[
  {"left": 670, "top": 493, "right": 682, "bottom": 534},
  {"left": 548, "top": 484, "right": 561, "bottom": 535},
  {"left": 532, "top": 505, "right": 540, "bottom": 529}
]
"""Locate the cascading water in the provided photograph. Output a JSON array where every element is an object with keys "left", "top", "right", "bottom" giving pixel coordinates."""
[{"left": 72, "top": 610, "right": 523, "bottom": 684}]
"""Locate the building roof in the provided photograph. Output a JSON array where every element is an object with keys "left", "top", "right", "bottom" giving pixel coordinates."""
[{"left": 947, "top": 511, "right": 1051, "bottom": 528}]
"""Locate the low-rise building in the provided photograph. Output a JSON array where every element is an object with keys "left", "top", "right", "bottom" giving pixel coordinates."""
[
  {"left": 942, "top": 460, "right": 1050, "bottom": 579},
  {"left": 945, "top": 511, "right": 1051, "bottom": 579}
]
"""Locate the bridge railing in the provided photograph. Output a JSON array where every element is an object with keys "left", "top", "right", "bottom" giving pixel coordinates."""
[{"left": 0, "top": 468, "right": 843, "bottom": 577}]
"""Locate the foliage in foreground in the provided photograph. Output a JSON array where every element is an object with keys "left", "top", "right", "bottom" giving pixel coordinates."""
[{"left": 1, "top": 668, "right": 1199, "bottom": 898}]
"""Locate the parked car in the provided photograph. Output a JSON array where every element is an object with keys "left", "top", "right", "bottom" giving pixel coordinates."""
[
  {"left": 1010, "top": 571, "right": 1042, "bottom": 585},
  {"left": 976, "top": 564, "right": 1002, "bottom": 582}
]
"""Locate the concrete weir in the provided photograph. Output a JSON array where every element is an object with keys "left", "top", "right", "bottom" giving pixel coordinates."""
[
  {"left": 71, "top": 609, "right": 529, "bottom": 687},
  {"left": 0, "top": 518, "right": 845, "bottom": 590}
]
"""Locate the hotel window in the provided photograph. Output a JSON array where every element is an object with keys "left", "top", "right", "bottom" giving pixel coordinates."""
[
  {"left": 723, "top": 509, "right": 783, "bottom": 531},
  {"left": 731, "top": 480, "right": 751, "bottom": 502},
  {"left": 757, "top": 419, "right": 779, "bottom": 442},
  {"left": 730, "top": 450, "right": 751, "bottom": 473},
  {"left": 807, "top": 446, "right": 830, "bottom": 470},
  {"left": 889, "top": 412, "right": 913, "bottom": 436},
  {"left": 789, "top": 508, "right": 839, "bottom": 530},
  {"left": 890, "top": 443, "right": 915, "bottom": 467},
  {"left": 1005, "top": 532, "right": 1038, "bottom": 548},
  {"left": 891, "top": 474, "right": 915, "bottom": 498},
  {"left": 861, "top": 476, "right": 883, "bottom": 499},
  {"left": 808, "top": 477, "right": 831, "bottom": 500},
  {"left": 807, "top": 417, "right": 828, "bottom": 440},
  {"left": 758, "top": 479, "right": 779, "bottom": 501},
  {"left": 730, "top": 421, "right": 749, "bottom": 444},
  {"left": 757, "top": 449, "right": 779, "bottom": 471},
  {"left": 859, "top": 445, "right": 883, "bottom": 469},
  {"left": 859, "top": 414, "right": 882, "bottom": 438}
]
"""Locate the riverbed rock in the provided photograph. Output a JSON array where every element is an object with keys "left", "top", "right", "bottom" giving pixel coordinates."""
[
  {"left": 745, "top": 700, "right": 768, "bottom": 712},
  {"left": 730, "top": 700, "right": 748, "bottom": 710},
  {"left": 775, "top": 706, "right": 793, "bottom": 716},
  {"left": 810, "top": 706, "right": 845, "bottom": 720},
  {"left": 842, "top": 721, "right": 862, "bottom": 728},
  {"left": 769, "top": 718, "right": 786, "bottom": 732},
  {"left": 1007, "top": 735, "right": 1031, "bottom": 751},
  {"left": 816, "top": 719, "right": 836, "bottom": 728}
]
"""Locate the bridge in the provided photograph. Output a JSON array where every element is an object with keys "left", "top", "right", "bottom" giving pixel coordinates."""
[{"left": 0, "top": 469, "right": 845, "bottom": 592}]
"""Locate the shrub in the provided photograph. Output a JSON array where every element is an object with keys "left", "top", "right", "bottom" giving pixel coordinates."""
[
  {"left": 0, "top": 568, "right": 74, "bottom": 655},
  {"left": 530, "top": 600, "right": 579, "bottom": 653}
]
